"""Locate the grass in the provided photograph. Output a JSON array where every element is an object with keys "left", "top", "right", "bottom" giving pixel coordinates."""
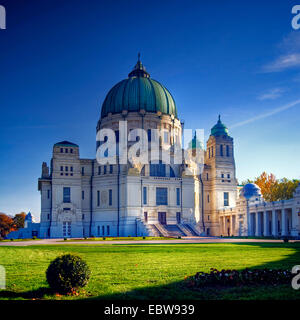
[
  {"left": 0, "top": 238, "right": 41, "bottom": 242},
  {"left": 0, "top": 242, "right": 299, "bottom": 300},
  {"left": 61, "top": 236, "right": 176, "bottom": 241}
]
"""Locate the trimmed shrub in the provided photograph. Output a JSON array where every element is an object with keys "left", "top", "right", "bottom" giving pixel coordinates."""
[{"left": 46, "top": 254, "right": 91, "bottom": 294}]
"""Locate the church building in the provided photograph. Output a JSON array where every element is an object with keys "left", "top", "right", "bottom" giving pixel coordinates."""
[{"left": 37, "top": 58, "right": 239, "bottom": 238}]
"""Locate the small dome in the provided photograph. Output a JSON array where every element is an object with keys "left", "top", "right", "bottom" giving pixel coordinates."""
[
  {"left": 211, "top": 115, "right": 229, "bottom": 137},
  {"left": 188, "top": 133, "right": 204, "bottom": 150},
  {"left": 241, "top": 183, "right": 262, "bottom": 200},
  {"left": 101, "top": 57, "right": 177, "bottom": 119},
  {"left": 54, "top": 141, "right": 79, "bottom": 148},
  {"left": 25, "top": 212, "right": 33, "bottom": 222}
]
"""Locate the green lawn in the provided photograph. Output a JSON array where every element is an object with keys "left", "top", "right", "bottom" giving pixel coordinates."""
[
  {"left": 0, "top": 242, "right": 299, "bottom": 300},
  {"left": 61, "top": 236, "right": 176, "bottom": 241}
]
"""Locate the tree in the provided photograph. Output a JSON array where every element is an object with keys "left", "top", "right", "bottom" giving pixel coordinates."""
[
  {"left": 254, "top": 172, "right": 278, "bottom": 202},
  {"left": 13, "top": 212, "right": 26, "bottom": 229},
  {"left": 273, "top": 178, "right": 299, "bottom": 201},
  {"left": 0, "top": 213, "right": 14, "bottom": 238},
  {"left": 242, "top": 172, "right": 299, "bottom": 202}
]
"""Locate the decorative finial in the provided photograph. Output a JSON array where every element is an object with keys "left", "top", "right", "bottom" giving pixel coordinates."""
[
  {"left": 218, "top": 114, "right": 221, "bottom": 122},
  {"left": 128, "top": 53, "right": 150, "bottom": 78}
]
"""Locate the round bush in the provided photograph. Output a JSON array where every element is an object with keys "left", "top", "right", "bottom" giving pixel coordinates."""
[{"left": 46, "top": 254, "right": 91, "bottom": 294}]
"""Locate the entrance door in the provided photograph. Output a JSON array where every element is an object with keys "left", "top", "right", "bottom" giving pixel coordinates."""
[
  {"left": 158, "top": 212, "right": 166, "bottom": 225},
  {"left": 63, "top": 222, "right": 71, "bottom": 237}
]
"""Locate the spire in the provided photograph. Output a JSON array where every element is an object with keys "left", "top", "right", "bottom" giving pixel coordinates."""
[
  {"left": 128, "top": 53, "right": 150, "bottom": 78},
  {"left": 218, "top": 114, "right": 221, "bottom": 122}
]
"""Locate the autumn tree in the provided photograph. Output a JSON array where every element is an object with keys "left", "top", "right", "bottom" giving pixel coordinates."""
[
  {"left": 242, "top": 172, "right": 299, "bottom": 202},
  {"left": 0, "top": 213, "right": 14, "bottom": 238},
  {"left": 13, "top": 212, "right": 26, "bottom": 229},
  {"left": 254, "top": 172, "right": 278, "bottom": 202}
]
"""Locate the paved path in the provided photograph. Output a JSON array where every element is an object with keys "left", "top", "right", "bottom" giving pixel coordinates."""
[{"left": 0, "top": 237, "right": 297, "bottom": 246}]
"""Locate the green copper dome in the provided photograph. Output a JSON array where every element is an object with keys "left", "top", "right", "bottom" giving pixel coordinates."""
[
  {"left": 188, "top": 133, "right": 204, "bottom": 150},
  {"left": 54, "top": 141, "right": 79, "bottom": 148},
  {"left": 101, "top": 57, "right": 177, "bottom": 119},
  {"left": 211, "top": 115, "right": 229, "bottom": 137}
]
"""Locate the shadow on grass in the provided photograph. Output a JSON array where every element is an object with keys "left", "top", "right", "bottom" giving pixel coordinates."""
[
  {"left": 1, "top": 242, "right": 300, "bottom": 300},
  {"left": 0, "top": 287, "right": 53, "bottom": 299},
  {"left": 87, "top": 242, "right": 300, "bottom": 300}
]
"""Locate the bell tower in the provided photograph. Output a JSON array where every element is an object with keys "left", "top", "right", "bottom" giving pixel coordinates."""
[{"left": 203, "top": 116, "right": 237, "bottom": 236}]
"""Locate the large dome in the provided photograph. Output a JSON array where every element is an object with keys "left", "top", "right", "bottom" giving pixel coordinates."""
[{"left": 101, "top": 58, "right": 177, "bottom": 119}]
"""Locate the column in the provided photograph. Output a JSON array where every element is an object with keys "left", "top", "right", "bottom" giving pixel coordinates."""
[
  {"left": 246, "top": 201, "right": 251, "bottom": 236},
  {"left": 272, "top": 210, "right": 277, "bottom": 236},
  {"left": 291, "top": 206, "right": 298, "bottom": 237},
  {"left": 251, "top": 212, "right": 255, "bottom": 236},
  {"left": 247, "top": 211, "right": 252, "bottom": 236},
  {"left": 220, "top": 216, "right": 224, "bottom": 236},
  {"left": 230, "top": 215, "right": 235, "bottom": 236},
  {"left": 255, "top": 212, "right": 261, "bottom": 236},
  {"left": 281, "top": 209, "right": 287, "bottom": 236},
  {"left": 263, "top": 211, "right": 269, "bottom": 236}
]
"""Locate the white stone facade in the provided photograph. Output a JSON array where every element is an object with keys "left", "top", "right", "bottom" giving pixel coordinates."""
[
  {"left": 37, "top": 107, "right": 239, "bottom": 238},
  {"left": 219, "top": 184, "right": 300, "bottom": 238}
]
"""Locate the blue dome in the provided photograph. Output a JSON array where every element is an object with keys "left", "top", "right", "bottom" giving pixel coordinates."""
[
  {"left": 25, "top": 212, "right": 32, "bottom": 222},
  {"left": 101, "top": 58, "right": 177, "bottom": 119},
  {"left": 241, "top": 183, "right": 261, "bottom": 200}
]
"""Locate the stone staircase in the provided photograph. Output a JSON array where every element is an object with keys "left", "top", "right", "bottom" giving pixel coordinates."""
[
  {"left": 148, "top": 224, "right": 164, "bottom": 237},
  {"left": 177, "top": 224, "right": 194, "bottom": 236},
  {"left": 162, "top": 224, "right": 186, "bottom": 237},
  {"left": 180, "top": 224, "right": 200, "bottom": 236},
  {"left": 153, "top": 223, "right": 170, "bottom": 237},
  {"left": 141, "top": 221, "right": 201, "bottom": 238}
]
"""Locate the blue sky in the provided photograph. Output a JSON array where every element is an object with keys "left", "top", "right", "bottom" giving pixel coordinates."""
[{"left": 0, "top": 0, "right": 300, "bottom": 220}]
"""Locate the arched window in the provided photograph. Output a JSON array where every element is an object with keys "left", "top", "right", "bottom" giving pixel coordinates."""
[{"left": 226, "top": 145, "right": 230, "bottom": 157}]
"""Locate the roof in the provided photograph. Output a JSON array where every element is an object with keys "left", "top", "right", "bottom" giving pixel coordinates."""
[
  {"left": 240, "top": 183, "right": 262, "bottom": 200},
  {"left": 210, "top": 115, "right": 229, "bottom": 137},
  {"left": 101, "top": 57, "right": 178, "bottom": 119},
  {"left": 54, "top": 141, "right": 79, "bottom": 148}
]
